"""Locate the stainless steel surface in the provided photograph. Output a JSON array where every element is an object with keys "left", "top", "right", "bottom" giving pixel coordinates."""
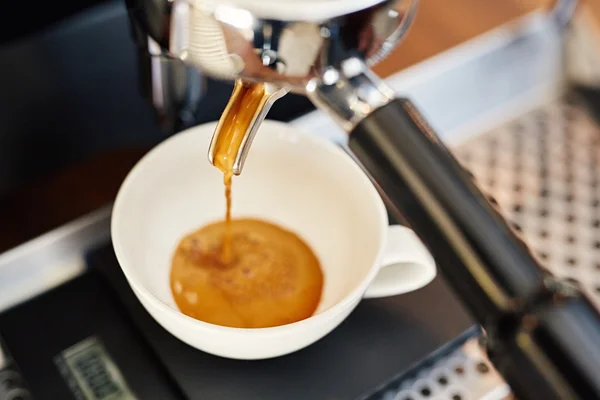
[
  {"left": 294, "top": 10, "right": 565, "bottom": 146},
  {"left": 368, "top": 337, "right": 511, "bottom": 400},
  {"left": 139, "top": 36, "right": 206, "bottom": 133},
  {"left": 307, "top": 57, "right": 396, "bottom": 132},
  {"left": 132, "top": 0, "right": 417, "bottom": 172},
  {"left": 207, "top": 81, "right": 288, "bottom": 175},
  {"left": 165, "top": 0, "right": 417, "bottom": 89},
  {"left": 0, "top": 205, "right": 112, "bottom": 314},
  {"left": 230, "top": 85, "right": 286, "bottom": 176}
]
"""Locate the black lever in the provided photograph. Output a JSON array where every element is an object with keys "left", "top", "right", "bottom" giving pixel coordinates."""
[{"left": 348, "top": 97, "right": 600, "bottom": 400}]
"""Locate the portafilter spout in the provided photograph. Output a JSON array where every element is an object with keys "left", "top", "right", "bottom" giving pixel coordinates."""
[
  {"left": 161, "top": 0, "right": 418, "bottom": 174},
  {"left": 208, "top": 79, "right": 287, "bottom": 176}
]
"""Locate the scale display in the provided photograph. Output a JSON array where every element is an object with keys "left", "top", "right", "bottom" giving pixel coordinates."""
[{"left": 55, "top": 337, "right": 137, "bottom": 400}]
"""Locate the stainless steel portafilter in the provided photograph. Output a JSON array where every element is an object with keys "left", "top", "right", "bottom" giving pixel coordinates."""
[{"left": 127, "top": 0, "right": 417, "bottom": 173}]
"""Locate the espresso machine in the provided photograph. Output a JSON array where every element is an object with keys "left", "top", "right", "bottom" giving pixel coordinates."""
[
  {"left": 1, "top": 0, "right": 600, "bottom": 399},
  {"left": 121, "top": 0, "right": 600, "bottom": 399}
]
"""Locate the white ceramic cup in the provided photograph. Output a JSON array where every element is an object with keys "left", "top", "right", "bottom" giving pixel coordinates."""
[{"left": 112, "top": 120, "right": 436, "bottom": 360}]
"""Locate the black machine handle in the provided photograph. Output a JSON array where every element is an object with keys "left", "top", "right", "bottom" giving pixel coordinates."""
[{"left": 348, "top": 98, "right": 600, "bottom": 400}]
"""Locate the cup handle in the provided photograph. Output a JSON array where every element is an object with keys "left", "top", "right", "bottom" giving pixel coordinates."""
[{"left": 363, "top": 225, "right": 437, "bottom": 299}]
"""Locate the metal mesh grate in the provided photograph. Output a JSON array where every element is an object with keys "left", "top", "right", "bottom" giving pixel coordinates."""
[
  {"left": 453, "top": 100, "right": 600, "bottom": 306},
  {"left": 366, "top": 99, "right": 600, "bottom": 400},
  {"left": 366, "top": 336, "right": 510, "bottom": 400}
]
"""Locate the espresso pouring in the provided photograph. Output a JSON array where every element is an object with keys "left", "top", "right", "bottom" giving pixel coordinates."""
[{"left": 170, "top": 80, "right": 324, "bottom": 329}]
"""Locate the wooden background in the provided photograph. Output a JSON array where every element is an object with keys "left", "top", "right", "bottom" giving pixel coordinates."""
[{"left": 0, "top": 0, "right": 591, "bottom": 252}]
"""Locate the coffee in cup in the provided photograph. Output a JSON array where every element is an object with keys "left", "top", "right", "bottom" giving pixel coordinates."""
[{"left": 170, "top": 218, "right": 324, "bottom": 328}]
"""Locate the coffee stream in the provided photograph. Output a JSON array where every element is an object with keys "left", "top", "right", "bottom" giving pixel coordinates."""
[
  {"left": 169, "top": 80, "right": 324, "bottom": 328},
  {"left": 211, "top": 80, "right": 267, "bottom": 264}
]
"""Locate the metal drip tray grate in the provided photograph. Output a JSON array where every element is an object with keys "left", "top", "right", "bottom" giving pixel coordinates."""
[
  {"left": 365, "top": 98, "right": 600, "bottom": 400},
  {"left": 454, "top": 99, "right": 600, "bottom": 307},
  {"left": 362, "top": 329, "right": 511, "bottom": 400}
]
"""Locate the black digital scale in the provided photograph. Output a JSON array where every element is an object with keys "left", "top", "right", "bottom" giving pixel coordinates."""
[{"left": 0, "top": 238, "right": 473, "bottom": 400}]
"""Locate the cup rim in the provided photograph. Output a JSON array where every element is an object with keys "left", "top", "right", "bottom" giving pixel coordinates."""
[{"left": 111, "top": 119, "right": 389, "bottom": 334}]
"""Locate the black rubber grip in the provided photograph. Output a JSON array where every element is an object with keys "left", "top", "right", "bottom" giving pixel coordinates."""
[{"left": 349, "top": 98, "right": 544, "bottom": 319}]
